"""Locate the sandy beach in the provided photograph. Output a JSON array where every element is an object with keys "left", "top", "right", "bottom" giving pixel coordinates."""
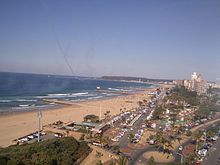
[{"left": 0, "top": 88, "right": 155, "bottom": 147}]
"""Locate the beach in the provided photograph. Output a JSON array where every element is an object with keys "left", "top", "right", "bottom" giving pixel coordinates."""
[{"left": 0, "top": 88, "right": 155, "bottom": 147}]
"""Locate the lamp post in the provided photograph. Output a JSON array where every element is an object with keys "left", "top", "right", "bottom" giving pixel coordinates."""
[
  {"left": 37, "top": 111, "right": 41, "bottom": 143},
  {"left": 177, "top": 152, "right": 184, "bottom": 164}
]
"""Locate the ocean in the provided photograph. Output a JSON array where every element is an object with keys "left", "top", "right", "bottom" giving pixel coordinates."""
[{"left": 0, "top": 72, "right": 154, "bottom": 113}]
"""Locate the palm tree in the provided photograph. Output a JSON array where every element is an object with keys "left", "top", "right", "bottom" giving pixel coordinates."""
[
  {"left": 100, "top": 136, "right": 111, "bottom": 147},
  {"left": 146, "top": 156, "right": 155, "bottom": 165},
  {"left": 112, "top": 145, "right": 120, "bottom": 154},
  {"left": 155, "top": 131, "right": 173, "bottom": 154},
  {"left": 128, "top": 133, "right": 135, "bottom": 142},
  {"left": 206, "top": 130, "right": 215, "bottom": 137},
  {"left": 110, "top": 160, "right": 117, "bottom": 165},
  {"left": 192, "top": 131, "right": 203, "bottom": 151},
  {"left": 145, "top": 120, "right": 152, "bottom": 128},
  {"left": 96, "top": 160, "right": 103, "bottom": 165},
  {"left": 118, "top": 156, "right": 127, "bottom": 165}
]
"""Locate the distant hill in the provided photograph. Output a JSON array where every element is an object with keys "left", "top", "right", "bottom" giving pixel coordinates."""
[
  {"left": 0, "top": 137, "right": 90, "bottom": 165},
  {"left": 101, "top": 76, "right": 173, "bottom": 83}
]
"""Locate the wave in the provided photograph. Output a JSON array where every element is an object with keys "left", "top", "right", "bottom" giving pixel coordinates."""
[
  {"left": 108, "top": 88, "right": 122, "bottom": 91},
  {"left": 88, "top": 96, "right": 103, "bottom": 100},
  {"left": 19, "top": 104, "right": 35, "bottom": 107},
  {"left": 69, "top": 92, "right": 89, "bottom": 96},
  {"left": 48, "top": 93, "right": 68, "bottom": 97},
  {"left": 106, "top": 93, "right": 119, "bottom": 96},
  {"left": 47, "top": 92, "right": 89, "bottom": 98},
  {"left": 0, "top": 100, "right": 12, "bottom": 103},
  {"left": 16, "top": 99, "right": 37, "bottom": 102}
]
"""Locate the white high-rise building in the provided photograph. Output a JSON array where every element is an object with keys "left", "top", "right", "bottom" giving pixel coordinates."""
[{"left": 183, "top": 72, "right": 208, "bottom": 95}]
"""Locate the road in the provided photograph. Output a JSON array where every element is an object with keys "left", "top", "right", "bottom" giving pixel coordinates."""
[
  {"left": 119, "top": 109, "right": 151, "bottom": 148},
  {"left": 116, "top": 89, "right": 166, "bottom": 164},
  {"left": 202, "top": 137, "right": 220, "bottom": 165}
]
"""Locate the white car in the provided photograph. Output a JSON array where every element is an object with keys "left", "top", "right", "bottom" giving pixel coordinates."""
[
  {"left": 111, "top": 138, "right": 119, "bottom": 142},
  {"left": 149, "top": 140, "right": 156, "bottom": 145},
  {"left": 54, "top": 133, "right": 62, "bottom": 138},
  {"left": 178, "top": 146, "right": 183, "bottom": 151},
  {"left": 212, "top": 136, "right": 218, "bottom": 141},
  {"left": 198, "top": 149, "right": 207, "bottom": 157},
  {"left": 27, "top": 135, "right": 34, "bottom": 139},
  {"left": 41, "top": 132, "right": 46, "bottom": 135},
  {"left": 21, "top": 138, "right": 29, "bottom": 142}
]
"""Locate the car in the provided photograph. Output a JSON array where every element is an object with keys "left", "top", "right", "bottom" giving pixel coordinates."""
[
  {"left": 212, "top": 135, "right": 218, "bottom": 141},
  {"left": 27, "top": 135, "right": 34, "bottom": 139},
  {"left": 41, "top": 132, "right": 46, "bottom": 135},
  {"left": 54, "top": 133, "right": 62, "bottom": 138},
  {"left": 111, "top": 138, "right": 119, "bottom": 142},
  {"left": 149, "top": 140, "right": 155, "bottom": 145},
  {"left": 21, "top": 137, "right": 29, "bottom": 142},
  {"left": 197, "top": 157, "right": 204, "bottom": 162},
  {"left": 198, "top": 149, "right": 207, "bottom": 157},
  {"left": 178, "top": 145, "right": 183, "bottom": 151}
]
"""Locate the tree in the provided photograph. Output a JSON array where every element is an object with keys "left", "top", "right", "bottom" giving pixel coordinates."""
[
  {"left": 155, "top": 131, "right": 173, "bottom": 154},
  {"left": 138, "top": 101, "right": 143, "bottom": 107},
  {"left": 206, "top": 130, "right": 215, "bottom": 138},
  {"left": 184, "top": 152, "right": 197, "bottom": 165},
  {"left": 128, "top": 133, "right": 135, "bottom": 142},
  {"left": 79, "top": 134, "right": 85, "bottom": 141},
  {"left": 153, "top": 106, "right": 164, "bottom": 120},
  {"left": 0, "top": 137, "right": 90, "bottom": 165},
  {"left": 84, "top": 114, "right": 99, "bottom": 123},
  {"left": 112, "top": 145, "right": 120, "bottom": 154},
  {"left": 96, "top": 160, "right": 103, "bottom": 165},
  {"left": 100, "top": 136, "right": 111, "bottom": 147},
  {"left": 110, "top": 160, "right": 117, "bottom": 165},
  {"left": 96, "top": 151, "right": 103, "bottom": 158},
  {"left": 145, "top": 120, "right": 152, "bottom": 128},
  {"left": 146, "top": 156, "right": 155, "bottom": 165},
  {"left": 118, "top": 156, "right": 127, "bottom": 165},
  {"left": 186, "top": 130, "right": 192, "bottom": 137},
  {"left": 192, "top": 131, "right": 203, "bottom": 151}
]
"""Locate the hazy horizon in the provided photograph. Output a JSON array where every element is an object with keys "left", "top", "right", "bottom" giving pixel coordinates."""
[{"left": 0, "top": 0, "right": 219, "bottom": 81}]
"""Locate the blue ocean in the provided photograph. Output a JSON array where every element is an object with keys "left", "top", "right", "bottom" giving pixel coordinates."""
[{"left": 0, "top": 72, "right": 153, "bottom": 113}]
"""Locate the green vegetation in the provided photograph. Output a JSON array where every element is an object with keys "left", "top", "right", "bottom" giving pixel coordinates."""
[
  {"left": 83, "top": 114, "right": 99, "bottom": 123},
  {"left": 146, "top": 156, "right": 155, "bottom": 165},
  {"left": 152, "top": 106, "right": 165, "bottom": 120},
  {"left": 118, "top": 156, "right": 127, "bottom": 165},
  {"left": 0, "top": 137, "right": 90, "bottom": 165},
  {"left": 166, "top": 86, "right": 199, "bottom": 106},
  {"left": 96, "top": 160, "right": 103, "bottom": 165}
]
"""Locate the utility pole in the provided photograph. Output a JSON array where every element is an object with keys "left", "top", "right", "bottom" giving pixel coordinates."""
[
  {"left": 177, "top": 153, "right": 183, "bottom": 164},
  {"left": 99, "top": 102, "right": 102, "bottom": 121},
  {"left": 37, "top": 111, "right": 41, "bottom": 143}
]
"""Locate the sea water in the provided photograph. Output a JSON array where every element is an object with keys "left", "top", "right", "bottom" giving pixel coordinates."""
[{"left": 0, "top": 72, "right": 154, "bottom": 113}]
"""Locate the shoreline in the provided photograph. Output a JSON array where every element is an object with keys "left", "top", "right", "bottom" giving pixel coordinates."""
[
  {"left": 0, "top": 87, "right": 157, "bottom": 147},
  {"left": 0, "top": 86, "right": 153, "bottom": 116}
]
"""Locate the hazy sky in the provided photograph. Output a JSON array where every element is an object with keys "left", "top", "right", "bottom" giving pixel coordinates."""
[{"left": 0, "top": 0, "right": 219, "bottom": 80}]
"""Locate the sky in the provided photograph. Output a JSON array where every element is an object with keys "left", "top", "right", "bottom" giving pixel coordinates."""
[{"left": 0, "top": 0, "right": 219, "bottom": 81}]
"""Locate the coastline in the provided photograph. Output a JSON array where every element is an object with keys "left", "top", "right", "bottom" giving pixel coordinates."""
[{"left": 0, "top": 87, "right": 157, "bottom": 147}]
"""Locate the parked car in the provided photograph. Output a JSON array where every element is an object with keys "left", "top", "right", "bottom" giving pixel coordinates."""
[
  {"left": 198, "top": 149, "right": 207, "bottom": 157},
  {"left": 211, "top": 135, "right": 218, "bottom": 141},
  {"left": 178, "top": 145, "right": 183, "bottom": 151},
  {"left": 54, "top": 133, "right": 63, "bottom": 138}
]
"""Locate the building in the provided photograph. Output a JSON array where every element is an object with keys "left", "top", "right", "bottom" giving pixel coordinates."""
[
  {"left": 173, "top": 80, "right": 184, "bottom": 86},
  {"left": 184, "top": 72, "right": 208, "bottom": 95},
  {"left": 64, "top": 121, "right": 110, "bottom": 134}
]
